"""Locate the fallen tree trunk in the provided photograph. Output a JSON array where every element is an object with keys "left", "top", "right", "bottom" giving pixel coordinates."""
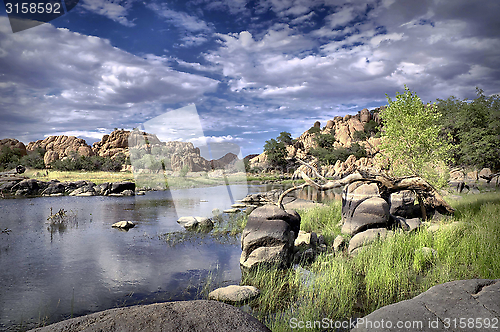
[{"left": 278, "top": 159, "right": 455, "bottom": 216}]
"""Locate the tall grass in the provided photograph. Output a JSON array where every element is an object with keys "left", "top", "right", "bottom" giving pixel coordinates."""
[
  {"left": 296, "top": 200, "right": 342, "bottom": 244},
  {"left": 244, "top": 192, "right": 500, "bottom": 331}
]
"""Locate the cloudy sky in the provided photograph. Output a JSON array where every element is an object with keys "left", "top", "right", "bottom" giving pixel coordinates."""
[{"left": 1, "top": 0, "right": 499, "bottom": 156}]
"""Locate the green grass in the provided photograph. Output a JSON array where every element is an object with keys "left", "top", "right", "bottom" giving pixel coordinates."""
[
  {"left": 23, "top": 169, "right": 250, "bottom": 189},
  {"left": 25, "top": 169, "right": 135, "bottom": 185},
  {"left": 242, "top": 191, "right": 500, "bottom": 332},
  {"left": 159, "top": 213, "right": 248, "bottom": 247}
]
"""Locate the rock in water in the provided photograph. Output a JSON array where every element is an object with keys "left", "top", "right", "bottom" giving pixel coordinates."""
[
  {"left": 111, "top": 221, "right": 135, "bottom": 229},
  {"left": 209, "top": 285, "right": 260, "bottom": 304},
  {"left": 177, "top": 216, "right": 213, "bottom": 230}
]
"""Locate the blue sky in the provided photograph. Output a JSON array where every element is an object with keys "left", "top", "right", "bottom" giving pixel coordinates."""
[{"left": 1, "top": 0, "right": 500, "bottom": 156}]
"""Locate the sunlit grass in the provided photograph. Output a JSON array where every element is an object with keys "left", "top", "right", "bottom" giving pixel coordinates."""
[{"left": 242, "top": 191, "right": 500, "bottom": 331}]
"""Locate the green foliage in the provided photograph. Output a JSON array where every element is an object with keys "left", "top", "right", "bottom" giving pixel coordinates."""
[
  {"left": 0, "top": 146, "right": 22, "bottom": 170},
  {"left": 264, "top": 138, "right": 287, "bottom": 169},
  {"left": 310, "top": 143, "right": 366, "bottom": 165},
  {"left": 50, "top": 155, "right": 124, "bottom": 172},
  {"left": 307, "top": 126, "right": 321, "bottom": 134},
  {"left": 246, "top": 193, "right": 500, "bottom": 331},
  {"left": 380, "top": 86, "right": 452, "bottom": 188},
  {"left": 276, "top": 131, "right": 293, "bottom": 146},
  {"left": 437, "top": 88, "right": 500, "bottom": 171},
  {"left": 18, "top": 148, "right": 45, "bottom": 169},
  {"left": 179, "top": 164, "right": 189, "bottom": 177},
  {"left": 314, "top": 131, "right": 336, "bottom": 149}
]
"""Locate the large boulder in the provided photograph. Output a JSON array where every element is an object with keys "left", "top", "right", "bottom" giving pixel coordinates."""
[
  {"left": 352, "top": 279, "right": 500, "bottom": 331},
  {"left": 341, "top": 182, "right": 389, "bottom": 236},
  {"left": 240, "top": 205, "right": 300, "bottom": 270},
  {"left": 0, "top": 138, "right": 27, "bottom": 156},
  {"left": 348, "top": 228, "right": 393, "bottom": 255},
  {"left": 110, "top": 181, "right": 135, "bottom": 194},
  {"left": 28, "top": 300, "right": 271, "bottom": 332},
  {"left": 27, "top": 135, "right": 94, "bottom": 166},
  {"left": 389, "top": 190, "right": 420, "bottom": 218}
]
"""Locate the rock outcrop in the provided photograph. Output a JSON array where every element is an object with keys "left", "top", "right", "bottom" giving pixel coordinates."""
[
  {"left": 240, "top": 205, "right": 300, "bottom": 270},
  {"left": 28, "top": 300, "right": 271, "bottom": 332},
  {"left": 352, "top": 279, "right": 500, "bottom": 331},
  {"left": 248, "top": 107, "right": 384, "bottom": 170},
  {"left": 27, "top": 135, "right": 94, "bottom": 166},
  {"left": 0, "top": 138, "right": 27, "bottom": 156},
  {"left": 93, "top": 129, "right": 162, "bottom": 159}
]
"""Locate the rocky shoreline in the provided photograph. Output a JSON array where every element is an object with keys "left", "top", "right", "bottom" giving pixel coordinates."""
[{"left": 0, "top": 176, "right": 137, "bottom": 198}]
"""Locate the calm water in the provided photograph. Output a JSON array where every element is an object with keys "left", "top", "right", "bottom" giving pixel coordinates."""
[{"left": 0, "top": 183, "right": 336, "bottom": 331}]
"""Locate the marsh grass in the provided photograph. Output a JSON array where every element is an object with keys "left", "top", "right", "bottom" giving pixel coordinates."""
[
  {"left": 159, "top": 213, "right": 248, "bottom": 246},
  {"left": 244, "top": 191, "right": 500, "bottom": 331}
]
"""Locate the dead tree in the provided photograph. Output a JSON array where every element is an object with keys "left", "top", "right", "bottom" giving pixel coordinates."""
[{"left": 277, "top": 159, "right": 455, "bottom": 218}]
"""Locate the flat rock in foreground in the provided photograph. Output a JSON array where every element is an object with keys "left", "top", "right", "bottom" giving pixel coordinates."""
[
  {"left": 28, "top": 300, "right": 271, "bottom": 332},
  {"left": 352, "top": 279, "right": 500, "bottom": 331}
]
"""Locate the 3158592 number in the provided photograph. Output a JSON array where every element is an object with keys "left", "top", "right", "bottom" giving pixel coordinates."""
[{"left": 5, "top": 2, "right": 61, "bottom": 14}]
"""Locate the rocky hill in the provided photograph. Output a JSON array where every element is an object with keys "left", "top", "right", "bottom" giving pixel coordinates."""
[
  {"left": 0, "top": 138, "right": 27, "bottom": 156},
  {"left": 249, "top": 107, "right": 385, "bottom": 177},
  {"left": 2, "top": 129, "right": 241, "bottom": 172},
  {"left": 26, "top": 135, "right": 94, "bottom": 166}
]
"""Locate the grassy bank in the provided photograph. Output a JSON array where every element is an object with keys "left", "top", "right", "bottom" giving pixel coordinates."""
[
  {"left": 242, "top": 192, "right": 500, "bottom": 331},
  {"left": 25, "top": 169, "right": 135, "bottom": 185},
  {"left": 23, "top": 169, "right": 250, "bottom": 188}
]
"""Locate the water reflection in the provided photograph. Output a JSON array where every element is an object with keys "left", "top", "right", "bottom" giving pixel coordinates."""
[{"left": 0, "top": 183, "right": 338, "bottom": 331}]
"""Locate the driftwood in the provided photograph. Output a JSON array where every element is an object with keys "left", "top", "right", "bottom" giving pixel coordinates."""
[{"left": 277, "top": 159, "right": 455, "bottom": 217}]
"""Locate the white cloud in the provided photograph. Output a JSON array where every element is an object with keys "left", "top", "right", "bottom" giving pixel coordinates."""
[
  {"left": 80, "top": 0, "right": 136, "bottom": 26},
  {"left": 147, "top": 3, "right": 212, "bottom": 33},
  {"left": 0, "top": 19, "right": 218, "bottom": 142}
]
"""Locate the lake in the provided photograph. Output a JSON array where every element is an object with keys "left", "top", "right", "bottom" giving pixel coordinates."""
[{"left": 0, "top": 182, "right": 337, "bottom": 331}]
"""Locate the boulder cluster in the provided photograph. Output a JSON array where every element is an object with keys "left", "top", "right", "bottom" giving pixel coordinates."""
[
  {"left": 249, "top": 107, "right": 383, "bottom": 170},
  {"left": 334, "top": 182, "right": 423, "bottom": 256},
  {"left": 2, "top": 129, "right": 242, "bottom": 172}
]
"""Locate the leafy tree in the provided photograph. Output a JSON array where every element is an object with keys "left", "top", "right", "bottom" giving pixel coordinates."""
[
  {"left": 307, "top": 126, "right": 321, "bottom": 134},
  {"left": 264, "top": 138, "right": 287, "bottom": 169},
  {"left": 277, "top": 131, "right": 293, "bottom": 146},
  {"left": 310, "top": 143, "right": 366, "bottom": 165},
  {"left": 380, "top": 86, "right": 451, "bottom": 188},
  {"left": 314, "top": 131, "right": 336, "bottom": 149},
  {"left": 437, "top": 88, "right": 500, "bottom": 170},
  {"left": 19, "top": 147, "right": 45, "bottom": 169}
]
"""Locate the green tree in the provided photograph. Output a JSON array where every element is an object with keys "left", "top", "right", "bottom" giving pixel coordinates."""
[
  {"left": 264, "top": 138, "right": 287, "bottom": 169},
  {"left": 380, "top": 86, "right": 451, "bottom": 188},
  {"left": 437, "top": 88, "right": 500, "bottom": 170}
]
